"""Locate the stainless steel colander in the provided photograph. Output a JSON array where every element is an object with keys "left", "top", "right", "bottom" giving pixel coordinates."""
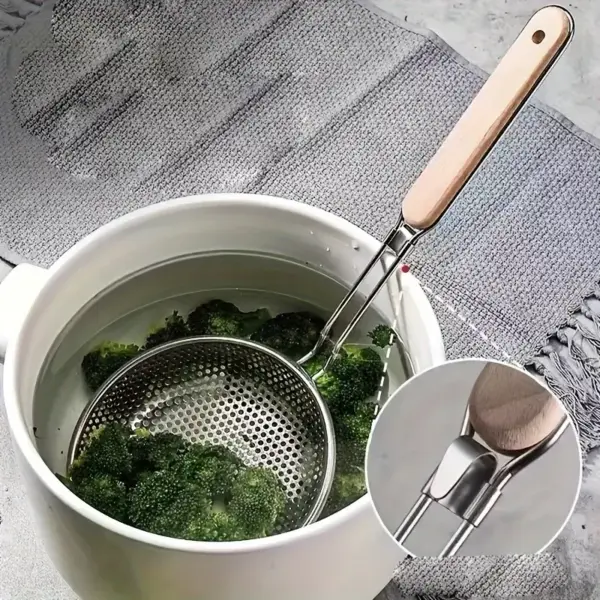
[{"left": 69, "top": 336, "right": 335, "bottom": 531}]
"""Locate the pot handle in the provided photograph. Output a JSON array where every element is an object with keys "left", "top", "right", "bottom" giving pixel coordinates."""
[{"left": 0, "top": 264, "right": 49, "bottom": 359}]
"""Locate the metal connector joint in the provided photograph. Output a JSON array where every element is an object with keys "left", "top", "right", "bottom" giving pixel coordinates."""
[
  {"left": 425, "top": 436, "right": 497, "bottom": 520},
  {"left": 387, "top": 222, "right": 422, "bottom": 255}
]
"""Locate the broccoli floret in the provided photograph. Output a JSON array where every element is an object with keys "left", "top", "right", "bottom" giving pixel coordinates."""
[
  {"left": 301, "top": 343, "right": 335, "bottom": 377},
  {"left": 319, "top": 381, "right": 377, "bottom": 519},
  {"left": 71, "top": 474, "right": 129, "bottom": 522},
  {"left": 128, "top": 429, "right": 190, "bottom": 480},
  {"left": 69, "top": 423, "right": 133, "bottom": 484},
  {"left": 368, "top": 324, "right": 396, "bottom": 348},
  {"left": 316, "top": 345, "right": 383, "bottom": 414},
  {"left": 127, "top": 451, "right": 286, "bottom": 541},
  {"left": 251, "top": 311, "right": 325, "bottom": 360},
  {"left": 321, "top": 469, "right": 367, "bottom": 518},
  {"left": 303, "top": 354, "right": 326, "bottom": 377},
  {"left": 128, "top": 448, "right": 285, "bottom": 541},
  {"left": 81, "top": 341, "right": 140, "bottom": 391},
  {"left": 67, "top": 423, "right": 289, "bottom": 541},
  {"left": 144, "top": 311, "right": 190, "bottom": 349},
  {"left": 188, "top": 299, "right": 270, "bottom": 338},
  {"left": 128, "top": 470, "right": 211, "bottom": 538},
  {"left": 304, "top": 337, "right": 380, "bottom": 528},
  {"left": 229, "top": 467, "right": 286, "bottom": 538},
  {"left": 332, "top": 345, "right": 383, "bottom": 392},
  {"left": 321, "top": 422, "right": 371, "bottom": 519},
  {"left": 336, "top": 403, "right": 375, "bottom": 448},
  {"left": 176, "top": 444, "right": 245, "bottom": 501},
  {"left": 184, "top": 509, "right": 246, "bottom": 542},
  {"left": 324, "top": 408, "right": 373, "bottom": 518},
  {"left": 187, "top": 299, "right": 240, "bottom": 336}
]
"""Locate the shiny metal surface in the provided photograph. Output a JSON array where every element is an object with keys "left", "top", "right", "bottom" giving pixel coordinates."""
[
  {"left": 68, "top": 336, "right": 336, "bottom": 531},
  {"left": 394, "top": 408, "right": 568, "bottom": 557},
  {"left": 299, "top": 218, "right": 425, "bottom": 373}
]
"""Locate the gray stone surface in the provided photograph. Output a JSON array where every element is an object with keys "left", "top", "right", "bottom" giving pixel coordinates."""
[{"left": 372, "top": 0, "right": 600, "bottom": 138}]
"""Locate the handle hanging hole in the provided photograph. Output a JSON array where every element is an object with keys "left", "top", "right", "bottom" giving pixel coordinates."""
[{"left": 532, "top": 30, "right": 545, "bottom": 44}]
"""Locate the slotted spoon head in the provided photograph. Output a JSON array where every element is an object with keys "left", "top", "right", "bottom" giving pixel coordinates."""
[{"left": 68, "top": 336, "right": 336, "bottom": 532}]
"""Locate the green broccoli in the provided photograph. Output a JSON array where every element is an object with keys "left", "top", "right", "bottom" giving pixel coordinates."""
[
  {"left": 176, "top": 444, "right": 245, "bottom": 500},
  {"left": 89, "top": 430, "right": 287, "bottom": 541},
  {"left": 128, "top": 449, "right": 286, "bottom": 541},
  {"left": 128, "top": 429, "right": 190, "bottom": 480},
  {"left": 144, "top": 311, "right": 190, "bottom": 349},
  {"left": 315, "top": 345, "right": 384, "bottom": 414},
  {"left": 184, "top": 510, "right": 246, "bottom": 542},
  {"left": 251, "top": 311, "right": 325, "bottom": 360},
  {"left": 314, "top": 350, "right": 380, "bottom": 519},
  {"left": 368, "top": 324, "right": 397, "bottom": 348},
  {"left": 69, "top": 422, "right": 133, "bottom": 484},
  {"left": 336, "top": 402, "right": 376, "bottom": 448},
  {"left": 71, "top": 474, "right": 129, "bottom": 522},
  {"left": 321, "top": 423, "right": 371, "bottom": 519},
  {"left": 301, "top": 341, "right": 379, "bottom": 521},
  {"left": 303, "top": 354, "right": 326, "bottom": 377},
  {"left": 128, "top": 470, "right": 211, "bottom": 538},
  {"left": 81, "top": 341, "right": 140, "bottom": 392},
  {"left": 188, "top": 299, "right": 271, "bottom": 338},
  {"left": 228, "top": 467, "right": 287, "bottom": 539},
  {"left": 321, "top": 469, "right": 367, "bottom": 518}
]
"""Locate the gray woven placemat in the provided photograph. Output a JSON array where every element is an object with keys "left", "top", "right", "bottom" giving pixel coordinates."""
[{"left": 1, "top": 1, "right": 600, "bottom": 599}]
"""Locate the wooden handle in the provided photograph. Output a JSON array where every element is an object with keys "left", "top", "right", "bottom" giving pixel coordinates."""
[
  {"left": 468, "top": 363, "right": 565, "bottom": 453},
  {"left": 402, "top": 6, "right": 573, "bottom": 231}
]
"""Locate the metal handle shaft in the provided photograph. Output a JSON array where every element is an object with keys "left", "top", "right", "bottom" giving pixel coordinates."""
[
  {"left": 394, "top": 415, "right": 570, "bottom": 557},
  {"left": 299, "top": 6, "right": 573, "bottom": 369},
  {"left": 297, "top": 220, "right": 422, "bottom": 368}
]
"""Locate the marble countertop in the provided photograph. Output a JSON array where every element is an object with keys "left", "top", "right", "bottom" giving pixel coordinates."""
[{"left": 372, "top": 0, "right": 600, "bottom": 138}]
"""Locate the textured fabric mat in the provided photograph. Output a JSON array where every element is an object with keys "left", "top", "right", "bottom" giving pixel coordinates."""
[
  {"left": 381, "top": 554, "right": 569, "bottom": 599},
  {"left": 1, "top": 1, "right": 600, "bottom": 599}
]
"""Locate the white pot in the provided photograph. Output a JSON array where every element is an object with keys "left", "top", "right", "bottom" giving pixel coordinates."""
[{"left": 0, "top": 193, "right": 445, "bottom": 600}]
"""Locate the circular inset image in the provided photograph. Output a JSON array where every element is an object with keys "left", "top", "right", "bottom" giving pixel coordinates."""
[{"left": 365, "top": 358, "right": 582, "bottom": 557}]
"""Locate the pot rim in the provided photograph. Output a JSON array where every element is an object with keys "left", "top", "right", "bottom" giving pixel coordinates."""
[{"left": 4, "top": 192, "right": 442, "bottom": 553}]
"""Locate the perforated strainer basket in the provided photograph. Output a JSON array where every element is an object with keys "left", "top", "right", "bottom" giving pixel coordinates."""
[{"left": 68, "top": 336, "right": 336, "bottom": 531}]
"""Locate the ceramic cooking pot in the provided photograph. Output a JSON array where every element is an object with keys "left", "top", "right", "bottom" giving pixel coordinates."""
[{"left": 0, "top": 193, "right": 444, "bottom": 600}]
